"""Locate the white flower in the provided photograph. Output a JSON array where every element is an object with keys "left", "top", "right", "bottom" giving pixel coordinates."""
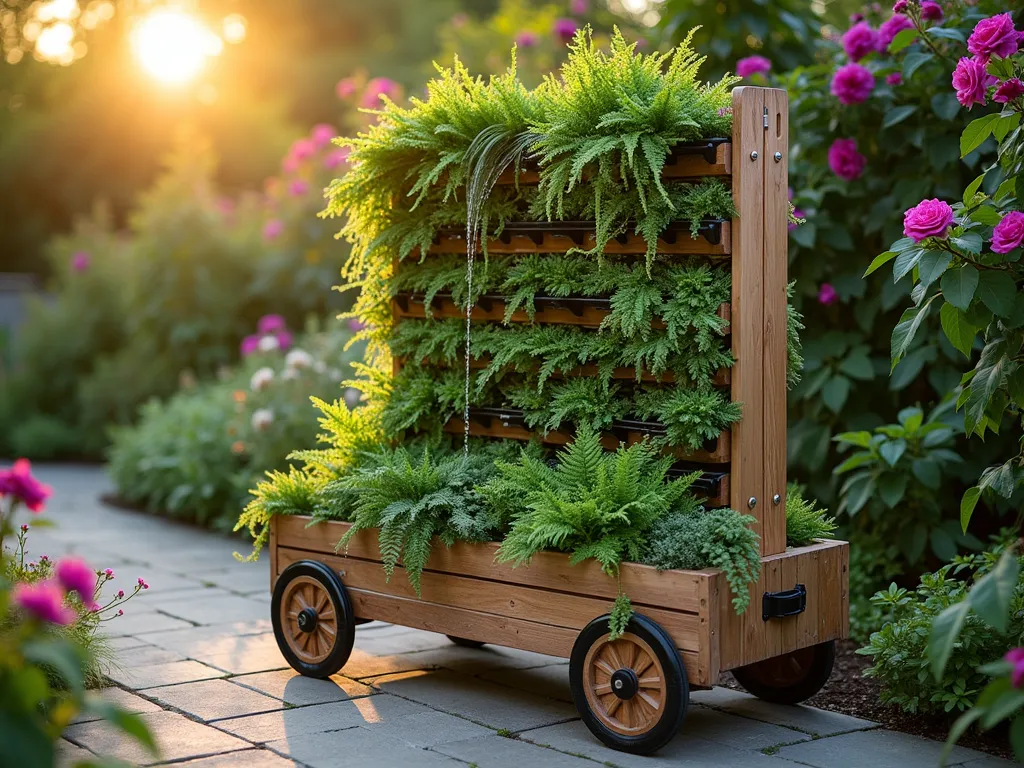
[
  {"left": 249, "top": 367, "right": 275, "bottom": 392},
  {"left": 281, "top": 367, "right": 300, "bottom": 381},
  {"left": 251, "top": 408, "right": 274, "bottom": 431},
  {"left": 329, "top": 368, "right": 343, "bottom": 382},
  {"left": 313, "top": 360, "right": 327, "bottom": 374},
  {"left": 257, "top": 335, "right": 279, "bottom": 353},
  {"left": 343, "top": 387, "right": 361, "bottom": 409},
  {"left": 285, "top": 348, "right": 314, "bottom": 369}
]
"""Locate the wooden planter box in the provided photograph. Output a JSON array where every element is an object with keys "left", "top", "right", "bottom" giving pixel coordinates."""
[{"left": 270, "top": 515, "right": 849, "bottom": 688}]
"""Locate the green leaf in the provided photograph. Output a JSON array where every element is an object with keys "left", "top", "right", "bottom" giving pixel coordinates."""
[
  {"left": 995, "top": 178, "right": 1017, "bottom": 201},
  {"left": 864, "top": 250, "right": 897, "bottom": 277},
  {"left": 929, "top": 27, "right": 965, "bottom": 42},
  {"left": 961, "top": 114, "right": 1000, "bottom": 158},
  {"left": 961, "top": 485, "right": 982, "bottom": 532},
  {"left": 917, "top": 251, "right": 951, "bottom": 289},
  {"left": 963, "top": 173, "right": 986, "bottom": 205},
  {"left": 964, "top": 339, "right": 1012, "bottom": 435},
  {"left": 943, "top": 708, "right": 986, "bottom": 764},
  {"left": 904, "top": 51, "right": 934, "bottom": 80},
  {"left": 968, "top": 551, "right": 1020, "bottom": 633},
  {"left": 893, "top": 248, "right": 924, "bottom": 282},
  {"left": 928, "top": 601, "right": 970, "bottom": 679},
  {"left": 1010, "top": 715, "right": 1024, "bottom": 762},
  {"left": 912, "top": 458, "right": 942, "bottom": 489},
  {"left": 940, "top": 302, "right": 977, "bottom": 357},
  {"left": 941, "top": 265, "right": 979, "bottom": 311},
  {"left": 993, "top": 112, "right": 1022, "bottom": 143},
  {"left": 839, "top": 351, "right": 874, "bottom": 380},
  {"left": 834, "top": 430, "right": 873, "bottom": 448},
  {"left": 822, "top": 375, "right": 851, "bottom": 413},
  {"left": 22, "top": 638, "right": 85, "bottom": 693},
  {"left": 889, "top": 27, "right": 918, "bottom": 53},
  {"left": 950, "top": 232, "right": 983, "bottom": 255},
  {"left": 879, "top": 439, "right": 907, "bottom": 467},
  {"left": 878, "top": 473, "right": 908, "bottom": 507},
  {"left": 883, "top": 105, "right": 918, "bottom": 128},
  {"left": 891, "top": 296, "right": 936, "bottom": 371},
  {"left": 977, "top": 270, "right": 1016, "bottom": 317},
  {"left": 1007, "top": 368, "right": 1024, "bottom": 405},
  {"left": 982, "top": 687, "right": 1024, "bottom": 730},
  {"left": 932, "top": 92, "right": 962, "bottom": 122}
]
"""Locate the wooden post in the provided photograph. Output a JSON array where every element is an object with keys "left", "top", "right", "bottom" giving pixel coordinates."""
[{"left": 730, "top": 86, "right": 787, "bottom": 557}]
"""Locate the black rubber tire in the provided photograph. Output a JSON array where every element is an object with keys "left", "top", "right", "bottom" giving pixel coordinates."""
[
  {"left": 271, "top": 559, "right": 356, "bottom": 678},
  {"left": 569, "top": 613, "right": 688, "bottom": 755},
  {"left": 446, "top": 635, "right": 486, "bottom": 649},
  {"left": 731, "top": 641, "right": 836, "bottom": 705}
]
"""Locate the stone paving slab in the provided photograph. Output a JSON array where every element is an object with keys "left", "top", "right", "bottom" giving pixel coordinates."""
[
  {"left": 103, "top": 609, "right": 195, "bottom": 637},
  {"left": 65, "top": 710, "right": 249, "bottom": 765},
  {"left": 190, "top": 563, "right": 272, "bottom": 596},
  {"left": 72, "top": 687, "right": 163, "bottom": 724},
  {"left": 477, "top": 662, "right": 573, "bottom": 702},
  {"left": 692, "top": 686, "right": 879, "bottom": 737},
  {"left": 157, "top": 593, "right": 270, "bottom": 625},
  {"left": 107, "top": 659, "right": 225, "bottom": 689},
  {"left": 187, "top": 633, "right": 291, "bottom": 676},
  {"left": 229, "top": 669, "right": 374, "bottom": 705},
  {"left": 685, "top": 705, "right": 813, "bottom": 751},
  {"left": 146, "top": 678, "right": 286, "bottom": 722},
  {"left": 137, "top": 620, "right": 273, "bottom": 655},
  {"left": 174, "top": 750, "right": 301, "bottom": 768},
  {"left": 776, "top": 728, "right": 1011, "bottom": 768},
  {"left": 106, "top": 635, "right": 158, "bottom": 652},
  {"left": 361, "top": 709, "right": 493, "bottom": 747},
  {"left": 434, "top": 733, "right": 597, "bottom": 767},
  {"left": 56, "top": 737, "right": 94, "bottom": 767},
  {"left": 114, "top": 644, "right": 188, "bottom": 667},
  {"left": 371, "top": 668, "right": 577, "bottom": 731},
  {"left": 267, "top": 726, "right": 465, "bottom": 767}
]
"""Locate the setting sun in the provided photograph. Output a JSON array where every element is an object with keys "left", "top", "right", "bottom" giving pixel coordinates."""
[{"left": 131, "top": 9, "right": 222, "bottom": 85}]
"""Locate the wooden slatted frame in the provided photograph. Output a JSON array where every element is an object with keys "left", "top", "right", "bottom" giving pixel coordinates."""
[{"left": 427, "top": 226, "right": 730, "bottom": 257}]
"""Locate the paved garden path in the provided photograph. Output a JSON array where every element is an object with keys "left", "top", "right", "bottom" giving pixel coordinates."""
[{"left": 29, "top": 465, "right": 1012, "bottom": 768}]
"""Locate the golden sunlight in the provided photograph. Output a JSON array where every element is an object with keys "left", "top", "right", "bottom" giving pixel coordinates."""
[{"left": 131, "top": 8, "right": 222, "bottom": 85}]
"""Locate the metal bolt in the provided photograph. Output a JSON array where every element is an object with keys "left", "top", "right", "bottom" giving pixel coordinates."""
[
  {"left": 749, "top": 151, "right": 758, "bottom": 161},
  {"left": 748, "top": 496, "right": 757, "bottom": 509},
  {"left": 613, "top": 679, "right": 623, "bottom": 690},
  {"left": 774, "top": 152, "right": 783, "bottom": 162},
  {"left": 773, "top": 494, "right": 781, "bottom": 505}
]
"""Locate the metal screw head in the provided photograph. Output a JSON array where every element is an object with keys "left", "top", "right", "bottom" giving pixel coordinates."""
[
  {"left": 774, "top": 152, "right": 783, "bottom": 162},
  {"left": 773, "top": 494, "right": 781, "bottom": 505},
  {"left": 750, "top": 150, "right": 759, "bottom": 161},
  {"left": 613, "top": 679, "right": 623, "bottom": 690},
  {"left": 747, "top": 496, "right": 757, "bottom": 509}
]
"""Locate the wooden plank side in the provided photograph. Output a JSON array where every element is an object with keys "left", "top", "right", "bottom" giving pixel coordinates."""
[
  {"left": 728, "top": 87, "right": 766, "bottom": 553},
  {"left": 428, "top": 226, "right": 730, "bottom": 257},
  {"left": 269, "top": 516, "right": 279, "bottom": 592},
  {"left": 273, "top": 516, "right": 711, "bottom": 614},
  {"left": 718, "top": 539, "right": 850, "bottom": 671},
  {"left": 698, "top": 572, "right": 722, "bottom": 686},
  {"left": 761, "top": 88, "right": 789, "bottom": 556}
]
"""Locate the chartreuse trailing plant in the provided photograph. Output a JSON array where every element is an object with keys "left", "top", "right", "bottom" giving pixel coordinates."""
[{"left": 784, "top": 483, "right": 836, "bottom": 548}]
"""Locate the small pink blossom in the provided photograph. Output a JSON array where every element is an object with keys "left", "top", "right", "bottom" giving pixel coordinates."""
[
  {"left": 851, "top": 13, "right": 865, "bottom": 22},
  {"left": 335, "top": 77, "right": 358, "bottom": 99},
  {"left": 553, "top": 18, "right": 578, "bottom": 43},
  {"left": 736, "top": 55, "right": 772, "bottom": 78},
  {"left": 878, "top": 14, "right": 914, "bottom": 50},
  {"left": 968, "top": 13, "right": 1019, "bottom": 62},
  {"left": 0, "top": 459, "right": 52, "bottom": 513},
  {"left": 842, "top": 22, "right": 878, "bottom": 62},
  {"left": 262, "top": 219, "right": 284, "bottom": 242},
  {"left": 240, "top": 335, "right": 261, "bottom": 357},
  {"left": 360, "top": 77, "right": 401, "bottom": 109},
  {"left": 276, "top": 330, "right": 294, "bottom": 351},
  {"left": 138, "top": 577, "right": 149, "bottom": 590},
  {"left": 324, "top": 148, "right": 350, "bottom": 169},
  {"left": 991, "top": 211, "right": 1024, "bottom": 254},
  {"left": 952, "top": 56, "right": 996, "bottom": 109},
  {"left": 117, "top": 609, "right": 123, "bottom": 617},
  {"left": 886, "top": 72, "right": 903, "bottom": 86},
  {"left": 892, "top": 0, "right": 907, "bottom": 12},
  {"left": 104, "top": 568, "right": 114, "bottom": 578},
  {"left": 570, "top": 0, "right": 588, "bottom": 14},
  {"left": 258, "top": 315, "right": 287, "bottom": 334},
  {"left": 116, "top": 589, "right": 124, "bottom": 599},
  {"left": 903, "top": 199, "right": 954, "bottom": 242},
  {"left": 818, "top": 283, "right": 838, "bottom": 305},
  {"left": 1006, "top": 648, "right": 1024, "bottom": 688},
  {"left": 920, "top": 1, "right": 943, "bottom": 22},
  {"left": 56, "top": 558, "right": 100, "bottom": 611},
  {"left": 20, "top": 524, "right": 28, "bottom": 533},
  {"left": 994, "top": 78, "right": 1024, "bottom": 104},
  {"left": 13, "top": 581, "right": 74, "bottom": 625},
  {"left": 515, "top": 31, "right": 538, "bottom": 48},
  {"left": 831, "top": 63, "right": 875, "bottom": 105},
  {"left": 39, "top": 555, "right": 48, "bottom": 563},
  {"left": 310, "top": 123, "right": 337, "bottom": 149},
  {"left": 289, "top": 139, "right": 316, "bottom": 164},
  {"left": 828, "top": 138, "right": 867, "bottom": 182},
  {"left": 71, "top": 251, "right": 91, "bottom": 272},
  {"left": 288, "top": 179, "right": 309, "bottom": 197},
  {"left": 348, "top": 318, "right": 367, "bottom": 332},
  {"left": 634, "top": 37, "right": 649, "bottom": 49}
]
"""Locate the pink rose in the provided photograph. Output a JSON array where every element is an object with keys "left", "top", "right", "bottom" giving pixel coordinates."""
[
  {"left": 886, "top": 72, "right": 903, "bottom": 86},
  {"left": 991, "top": 211, "right": 1024, "bottom": 254},
  {"left": 831, "top": 63, "right": 875, "bottom": 105},
  {"left": 736, "top": 55, "right": 772, "bottom": 78},
  {"left": 828, "top": 138, "right": 867, "bottom": 181},
  {"left": 324, "top": 148, "right": 350, "bottom": 169},
  {"left": 892, "top": 0, "right": 908, "bottom": 12},
  {"left": 276, "top": 330, "right": 294, "bottom": 351},
  {"left": 71, "top": 251, "right": 91, "bottom": 272},
  {"left": 335, "top": 77, "right": 357, "bottom": 99},
  {"left": 553, "top": 18, "right": 578, "bottom": 43},
  {"left": 843, "top": 22, "right": 878, "bottom": 62},
  {"left": 878, "top": 14, "right": 914, "bottom": 50},
  {"left": 0, "top": 459, "right": 52, "bottom": 513},
  {"left": 994, "top": 78, "right": 1024, "bottom": 104},
  {"left": 515, "top": 31, "right": 538, "bottom": 48},
  {"left": 1006, "top": 648, "right": 1024, "bottom": 688},
  {"left": 310, "top": 123, "right": 336, "bottom": 149},
  {"left": 240, "top": 335, "right": 261, "bottom": 357},
  {"left": 258, "top": 314, "right": 287, "bottom": 334},
  {"left": 968, "top": 13, "right": 1020, "bottom": 62},
  {"left": 920, "top": 1, "right": 943, "bottom": 22},
  {"left": 952, "top": 56, "right": 996, "bottom": 109},
  {"left": 13, "top": 581, "right": 74, "bottom": 625},
  {"left": 262, "top": 219, "right": 284, "bottom": 242},
  {"left": 360, "top": 77, "right": 400, "bottom": 109},
  {"left": 903, "top": 199, "right": 954, "bottom": 242},
  {"left": 56, "top": 558, "right": 100, "bottom": 611},
  {"left": 818, "top": 283, "right": 838, "bottom": 305}
]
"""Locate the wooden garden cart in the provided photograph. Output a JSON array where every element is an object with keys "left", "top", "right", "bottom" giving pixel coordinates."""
[{"left": 268, "top": 87, "right": 850, "bottom": 755}]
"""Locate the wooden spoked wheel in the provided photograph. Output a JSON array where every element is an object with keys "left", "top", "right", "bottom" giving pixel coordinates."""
[
  {"left": 271, "top": 560, "right": 355, "bottom": 678},
  {"left": 731, "top": 641, "right": 835, "bottom": 705},
  {"left": 582, "top": 632, "right": 666, "bottom": 736},
  {"left": 570, "top": 614, "right": 688, "bottom": 755}
]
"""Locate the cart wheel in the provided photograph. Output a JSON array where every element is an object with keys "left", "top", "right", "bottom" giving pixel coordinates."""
[
  {"left": 731, "top": 641, "right": 835, "bottom": 705},
  {"left": 446, "top": 635, "right": 486, "bottom": 649},
  {"left": 569, "top": 614, "right": 688, "bottom": 755},
  {"left": 271, "top": 560, "right": 355, "bottom": 679}
]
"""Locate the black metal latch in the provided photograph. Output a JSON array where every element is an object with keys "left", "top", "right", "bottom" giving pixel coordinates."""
[{"left": 762, "top": 584, "right": 807, "bottom": 621}]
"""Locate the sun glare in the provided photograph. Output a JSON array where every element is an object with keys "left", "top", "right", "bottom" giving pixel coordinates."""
[{"left": 131, "top": 9, "right": 222, "bottom": 85}]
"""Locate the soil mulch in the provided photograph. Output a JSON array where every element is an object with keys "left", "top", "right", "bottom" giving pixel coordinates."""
[{"left": 724, "top": 640, "right": 1013, "bottom": 761}]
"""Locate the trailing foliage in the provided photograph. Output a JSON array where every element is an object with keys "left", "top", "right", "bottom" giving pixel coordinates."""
[{"left": 785, "top": 483, "right": 837, "bottom": 548}]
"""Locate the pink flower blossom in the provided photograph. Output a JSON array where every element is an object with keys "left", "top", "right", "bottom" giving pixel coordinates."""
[
  {"left": 20, "top": 524, "right": 28, "bottom": 532},
  {"left": 515, "top": 31, "right": 538, "bottom": 48},
  {"left": 13, "top": 581, "right": 74, "bottom": 625},
  {"left": 262, "top": 219, "right": 284, "bottom": 242},
  {"left": 828, "top": 138, "right": 867, "bottom": 181},
  {"left": 324, "top": 148, "right": 349, "bottom": 169},
  {"left": 289, "top": 138, "right": 316, "bottom": 163},
  {"left": 55, "top": 558, "right": 99, "bottom": 611},
  {"left": 276, "top": 330, "right": 294, "bottom": 351},
  {"left": 71, "top": 251, "right": 91, "bottom": 272},
  {"left": 952, "top": 56, "right": 996, "bottom": 109},
  {"left": 138, "top": 577, "right": 149, "bottom": 590},
  {"left": 240, "top": 335, "right": 261, "bottom": 357},
  {"left": 892, "top": 0, "right": 907, "bottom": 12},
  {"left": 920, "top": 1, "right": 943, "bottom": 22},
  {"left": 903, "top": 199, "right": 954, "bottom": 242},
  {"left": 843, "top": 22, "right": 878, "bottom": 62},
  {"left": 553, "top": 18, "right": 578, "bottom": 43},
  {"left": 635, "top": 37, "right": 649, "bottom": 49},
  {"left": 994, "top": 78, "right": 1024, "bottom": 104},
  {"left": 360, "top": 77, "right": 400, "bottom": 109},
  {"left": 116, "top": 609, "right": 123, "bottom": 616},
  {"left": 570, "top": 0, "right": 588, "bottom": 14},
  {"left": 116, "top": 590, "right": 124, "bottom": 599},
  {"left": 818, "top": 283, "right": 838, "bottom": 305},
  {"left": 831, "top": 63, "right": 875, "bottom": 105},
  {"left": 736, "top": 55, "right": 772, "bottom": 78},
  {"left": 104, "top": 568, "right": 114, "bottom": 578},
  {"left": 878, "top": 14, "right": 914, "bottom": 50},
  {"left": 215, "top": 197, "right": 235, "bottom": 217},
  {"left": 348, "top": 318, "right": 367, "bottom": 332},
  {"left": 288, "top": 179, "right": 309, "bottom": 197},
  {"left": 258, "top": 315, "right": 287, "bottom": 334},
  {"left": 992, "top": 211, "right": 1024, "bottom": 254},
  {"left": 886, "top": 72, "right": 903, "bottom": 86},
  {"left": 335, "top": 77, "right": 358, "bottom": 99},
  {"left": 789, "top": 209, "right": 805, "bottom": 231},
  {"left": 1006, "top": 648, "right": 1024, "bottom": 688},
  {"left": 851, "top": 13, "right": 865, "bottom": 22},
  {"left": 968, "top": 13, "right": 1020, "bottom": 62},
  {"left": 0, "top": 459, "right": 52, "bottom": 513},
  {"left": 310, "top": 123, "right": 337, "bottom": 148}
]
